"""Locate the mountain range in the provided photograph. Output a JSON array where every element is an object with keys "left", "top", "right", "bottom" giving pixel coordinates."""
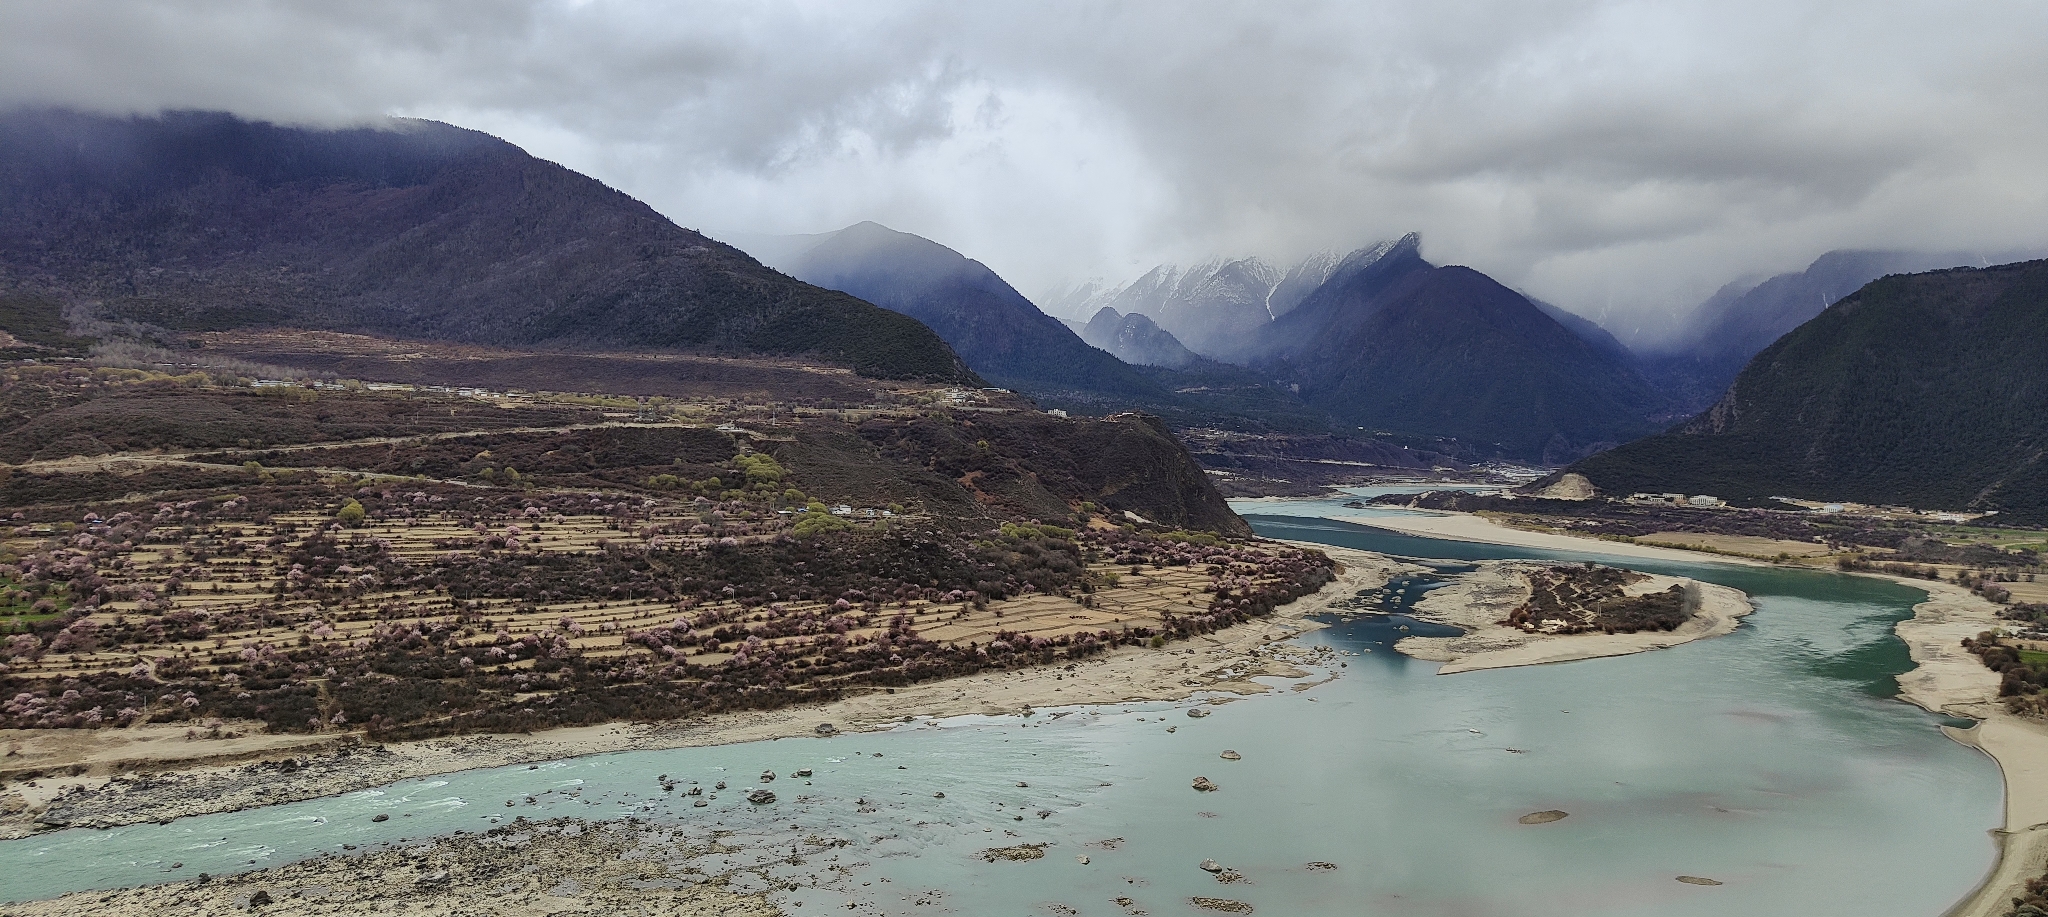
[
  {"left": 736, "top": 222, "right": 1335, "bottom": 435},
  {"left": 1046, "top": 252, "right": 1340, "bottom": 361},
  {"left": 1569, "top": 259, "right": 2048, "bottom": 523},
  {"left": 0, "top": 109, "right": 971, "bottom": 381}
]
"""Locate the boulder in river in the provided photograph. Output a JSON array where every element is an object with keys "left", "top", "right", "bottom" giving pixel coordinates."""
[
  {"left": 1219, "top": 750, "right": 1242, "bottom": 760},
  {"left": 793, "top": 768, "right": 813, "bottom": 777},
  {"left": 1675, "top": 875, "right": 1724, "bottom": 886},
  {"left": 1192, "top": 776, "right": 1220, "bottom": 792},
  {"left": 1518, "top": 810, "right": 1568, "bottom": 824},
  {"left": 747, "top": 789, "right": 777, "bottom": 804},
  {"left": 371, "top": 813, "right": 389, "bottom": 822},
  {"left": 979, "top": 843, "right": 1049, "bottom": 862},
  {"left": 1191, "top": 897, "right": 1253, "bottom": 913},
  {"left": 1187, "top": 708, "right": 1210, "bottom": 718},
  {"left": 1199, "top": 858, "right": 1224, "bottom": 872}
]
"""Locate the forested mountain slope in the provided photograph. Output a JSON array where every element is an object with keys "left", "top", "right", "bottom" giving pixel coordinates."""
[
  {"left": 1637, "top": 248, "right": 2031, "bottom": 409},
  {"left": 1571, "top": 260, "right": 2048, "bottom": 523},
  {"left": 0, "top": 109, "right": 971, "bottom": 381}
]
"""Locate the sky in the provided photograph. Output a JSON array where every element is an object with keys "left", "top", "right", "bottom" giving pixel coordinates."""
[{"left": 4, "top": 0, "right": 2047, "bottom": 342}]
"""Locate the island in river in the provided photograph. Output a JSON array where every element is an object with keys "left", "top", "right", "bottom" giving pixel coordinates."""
[{"left": 1394, "top": 560, "right": 1753, "bottom": 675}]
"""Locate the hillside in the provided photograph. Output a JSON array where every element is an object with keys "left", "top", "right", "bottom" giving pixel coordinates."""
[
  {"left": 1571, "top": 259, "right": 2048, "bottom": 523},
  {"left": 0, "top": 109, "right": 971, "bottom": 381},
  {"left": 1253, "top": 235, "right": 1670, "bottom": 461},
  {"left": 1638, "top": 248, "right": 2030, "bottom": 409},
  {"left": 745, "top": 221, "right": 1161, "bottom": 398}
]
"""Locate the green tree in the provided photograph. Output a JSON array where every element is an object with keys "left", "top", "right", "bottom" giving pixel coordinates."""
[{"left": 336, "top": 499, "right": 367, "bottom": 527}]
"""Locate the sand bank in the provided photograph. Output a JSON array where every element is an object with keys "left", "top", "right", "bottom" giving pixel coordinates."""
[
  {"left": 1884, "top": 576, "right": 2048, "bottom": 917},
  {"left": 1391, "top": 561, "right": 1753, "bottom": 675},
  {"left": 0, "top": 544, "right": 1408, "bottom": 841},
  {"left": 1331, "top": 510, "right": 1772, "bottom": 567}
]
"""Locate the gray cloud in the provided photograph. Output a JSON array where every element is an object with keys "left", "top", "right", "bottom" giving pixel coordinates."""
[{"left": 4, "top": 0, "right": 2046, "bottom": 337}]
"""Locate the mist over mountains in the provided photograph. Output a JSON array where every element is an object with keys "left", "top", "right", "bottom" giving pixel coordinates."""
[
  {"left": 743, "top": 220, "right": 1158, "bottom": 399},
  {"left": 1044, "top": 253, "right": 1340, "bottom": 362}
]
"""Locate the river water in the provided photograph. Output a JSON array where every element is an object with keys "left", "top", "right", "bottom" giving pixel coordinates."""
[{"left": 0, "top": 493, "right": 2005, "bottom": 915}]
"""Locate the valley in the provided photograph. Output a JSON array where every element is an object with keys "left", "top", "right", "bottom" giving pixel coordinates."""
[{"left": 0, "top": 100, "right": 2043, "bottom": 917}]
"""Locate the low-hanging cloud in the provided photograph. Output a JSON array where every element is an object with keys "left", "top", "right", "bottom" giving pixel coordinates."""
[{"left": 4, "top": 0, "right": 2045, "bottom": 337}]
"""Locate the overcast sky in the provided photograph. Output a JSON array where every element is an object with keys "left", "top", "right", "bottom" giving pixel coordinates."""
[{"left": 5, "top": 0, "right": 2046, "bottom": 339}]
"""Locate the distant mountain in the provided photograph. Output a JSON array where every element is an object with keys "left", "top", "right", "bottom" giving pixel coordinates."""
[
  {"left": 743, "top": 223, "right": 1347, "bottom": 435},
  {"left": 1640, "top": 248, "right": 2032, "bottom": 409},
  {"left": 740, "top": 221, "right": 1163, "bottom": 399},
  {"left": 0, "top": 109, "right": 972, "bottom": 381},
  {"left": 1055, "top": 253, "right": 1341, "bottom": 360},
  {"left": 1252, "top": 234, "right": 1670, "bottom": 461},
  {"left": 1079, "top": 307, "right": 1199, "bottom": 369},
  {"left": 1570, "top": 259, "right": 2048, "bottom": 523}
]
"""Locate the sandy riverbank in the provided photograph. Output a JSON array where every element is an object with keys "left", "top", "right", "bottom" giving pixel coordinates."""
[
  {"left": 1391, "top": 561, "right": 1753, "bottom": 674},
  {"left": 1884, "top": 576, "right": 2048, "bottom": 917},
  {"left": 0, "top": 544, "right": 1409, "bottom": 841},
  {"left": 1332, "top": 510, "right": 1774, "bottom": 567}
]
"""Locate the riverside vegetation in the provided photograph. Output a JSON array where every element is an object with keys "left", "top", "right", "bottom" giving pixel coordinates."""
[{"left": 0, "top": 352, "right": 1332, "bottom": 759}]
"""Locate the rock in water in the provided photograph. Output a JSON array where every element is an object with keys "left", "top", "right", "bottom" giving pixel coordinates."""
[
  {"left": 815, "top": 723, "right": 839, "bottom": 736},
  {"left": 1219, "top": 750, "right": 1242, "bottom": 760},
  {"left": 1190, "top": 897, "right": 1253, "bottom": 913},
  {"left": 1192, "top": 776, "right": 1220, "bottom": 792},
  {"left": 1199, "top": 858, "right": 1224, "bottom": 872},
  {"left": 747, "top": 789, "right": 777, "bottom": 804},
  {"left": 370, "top": 813, "right": 389, "bottom": 822},
  {"left": 1187, "top": 708, "right": 1210, "bottom": 718},
  {"left": 980, "top": 843, "right": 1049, "bottom": 862},
  {"left": 1675, "top": 875, "right": 1724, "bottom": 886},
  {"left": 1518, "top": 810, "right": 1568, "bottom": 824},
  {"left": 793, "top": 768, "right": 813, "bottom": 777}
]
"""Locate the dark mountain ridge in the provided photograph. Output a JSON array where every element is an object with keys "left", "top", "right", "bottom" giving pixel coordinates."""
[
  {"left": 0, "top": 109, "right": 972, "bottom": 381},
  {"left": 753, "top": 221, "right": 1161, "bottom": 397},
  {"left": 1570, "top": 259, "right": 2048, "bottom": 523},
  {"left": 1250, "top": 235, "right": 1670, "bottom": 461}
]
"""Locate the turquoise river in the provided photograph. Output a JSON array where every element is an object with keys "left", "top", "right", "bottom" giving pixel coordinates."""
[{"left": 0, "top": 491, "right": 2008, "bottom": 916}]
